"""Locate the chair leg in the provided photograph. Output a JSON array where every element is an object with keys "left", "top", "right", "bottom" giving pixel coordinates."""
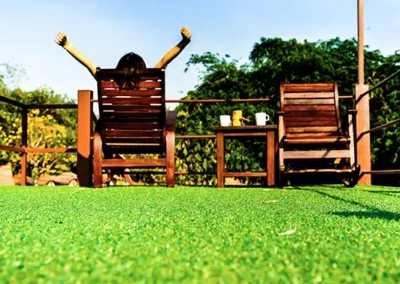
[
  {"left": 278, "top": 115, "right": 285, "bottom": 188},
  {"left": 343, "top": 175, "right": 357, "bottom": 188},
  {"left": 93, "top": 132, "right": 103, "bottom": 188},
  {"left": 278, "top": 169, "right": 285, "bottom": 188},
  {"left": 165, "top": 130, "right": 175, "bottom": 188},
  {"left": 278, "top": 152, "right": 285, "bottom": 188},
  {"left": 350, "top": 165, "right": 361, "bottom": 187}
]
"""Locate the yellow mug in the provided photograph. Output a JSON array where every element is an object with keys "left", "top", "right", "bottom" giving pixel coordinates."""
[
  {"left": 232, "top": 110, "right": 243, "bottom": 126},
  {"left": 232, "top": 110, "right": 250, "bottom": 126}
]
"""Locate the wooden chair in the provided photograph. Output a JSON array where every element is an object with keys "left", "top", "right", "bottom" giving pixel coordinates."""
[
  {"left": 93, "top": 68, "right": 176, "bottom": 188},
  {"left": 277, "top": 82, "right": 359, "bottom": 187}
]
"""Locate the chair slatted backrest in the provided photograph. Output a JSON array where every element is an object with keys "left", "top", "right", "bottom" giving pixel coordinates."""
[
  {"left": 96, "top": 68, "right": 166, "bottom": 154},
  {"left": 280, "top": 82, "right": 342, "bottom": 138}
]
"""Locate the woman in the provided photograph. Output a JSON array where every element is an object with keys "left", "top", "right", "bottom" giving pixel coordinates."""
[{"left": 55, "top": 26, "right": 192, "bottom": 87}]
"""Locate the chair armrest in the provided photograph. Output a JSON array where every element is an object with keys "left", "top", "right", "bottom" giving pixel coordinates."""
[
  {"left": 348, "top": 109, "right": 357, "bottom": 115},
  {"left": 166, "top": 110, "right": 177, "bottom": 132}
]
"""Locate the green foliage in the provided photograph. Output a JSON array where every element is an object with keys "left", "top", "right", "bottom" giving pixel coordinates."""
[
  {"left": 1, "top": 38, "right": 399, "bottom": 185},
  {"left": 175, "top": 37, "right": 400, "bottom": 185},
  {"left": 0, "top": 65, "right": 77, "bottom": 178},
  {"left": 367, "top": 55, "right": 400, "bottom": 185},
  {"left": 0, "top": 185, "right": 400, "bottom": 282},
  {"left": 29, "top": 110, "right": 76, "bottom": 179}
]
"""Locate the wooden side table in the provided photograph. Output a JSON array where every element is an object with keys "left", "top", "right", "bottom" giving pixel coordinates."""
[{"left": 212, "top": 125, "right": 277, "bottom": 188}]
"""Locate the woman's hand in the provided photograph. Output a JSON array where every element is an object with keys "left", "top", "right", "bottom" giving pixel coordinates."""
[
  {"left": 55, "top": 32, "right": 69, "bottom": 47},
  {"left": 180, "top": 26, "right": 192, "bottom": 42}
]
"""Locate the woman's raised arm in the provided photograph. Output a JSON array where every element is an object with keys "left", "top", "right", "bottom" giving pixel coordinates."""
[
  {"left": 155, "top": 26, "right": 192, "bottom": 69},
  {"left": 55, "top": 31, "right": 97, "bottom": 78}
]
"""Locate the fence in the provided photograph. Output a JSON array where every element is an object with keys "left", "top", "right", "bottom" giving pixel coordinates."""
[
  {"left": 0, "top": 88, "right": 356, "bottom": 186},
  {"left": 356, "top": 69, "right": 400, "bottom": 178}
]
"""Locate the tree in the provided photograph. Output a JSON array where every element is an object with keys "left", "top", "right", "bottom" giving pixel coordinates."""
[
  {"left": 0, "top": 109, "right": 76, "bottom": 179},
  {"left": 0, "top": 65, "right": 78, "bottom": 178},
  {"left": 175, "top": 37, "right": 400, "bottom": 186}
]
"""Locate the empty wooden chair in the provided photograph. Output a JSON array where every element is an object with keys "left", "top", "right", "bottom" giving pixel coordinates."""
[
  {"left": 93, "top": 68, "right": 176, "bottom": 188},
  {"left": 278, "top": 82, "right": 358, "bottom": 186}
]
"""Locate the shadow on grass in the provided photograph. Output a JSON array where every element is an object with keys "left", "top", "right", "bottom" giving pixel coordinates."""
[
  {"left": 305, "top": 188, "right": 400, "bottom": 221},
  {"left": 330, "top": 211, "right": 400, "bottom": 221},
  {"left": 365, "top": 190, "right": 400, "bottom": 198}
]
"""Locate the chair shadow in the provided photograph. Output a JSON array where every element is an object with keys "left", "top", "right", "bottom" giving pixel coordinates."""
[{"left": 303, "top": 188, "right": 400, "bottom": 221}]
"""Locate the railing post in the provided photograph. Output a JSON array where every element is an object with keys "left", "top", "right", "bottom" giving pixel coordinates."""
[
  {"left": 357, "top": 0, "right": 365, "bottom": 85},
  {"left": 354, "top": 84, "right": 371, "bottom": 185},
  {"left": 21, "top": 107, "right": 28, "bottom": 186},
  {"left": 77, "top": 90, "right": 93, "bottom": 187}
]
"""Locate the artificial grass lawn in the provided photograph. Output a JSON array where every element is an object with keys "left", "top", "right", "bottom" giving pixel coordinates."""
[{"left": 0, "top": 185, "right": 399, "bottom": 283}]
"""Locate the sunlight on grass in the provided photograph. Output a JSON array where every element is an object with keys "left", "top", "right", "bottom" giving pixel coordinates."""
[{"left": 0, "top": 185, "right": 399, "bottom": 283}]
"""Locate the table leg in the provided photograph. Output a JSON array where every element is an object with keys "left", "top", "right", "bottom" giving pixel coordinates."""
[
  {"left": 216, "top": 133, "right": 225, "bottom": 188},
  {"left": 267, "top": 131, "right": 275, "bottom": 186}
]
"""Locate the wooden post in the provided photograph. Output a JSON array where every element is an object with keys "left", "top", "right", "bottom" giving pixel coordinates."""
[
  {"left": 355, "top": 84, "right": 371, "bottom": 185},
  {"left": 216, "top": 133, "right": 224, "bottom": 188},
  {"left": 355, "top": 0, "right": 371, "bottom": 185},
  {"left": 21, "top": 107, "right": 28, "bottom": 186},
  {"left": 357, "top": 0, "right": 365, "bottom": 85},
  {"left": 266, "top": 130, "right": 275, "bottom": 186},
  {"left": 77, "top": 90, "right": 93, "bottom": 187}
]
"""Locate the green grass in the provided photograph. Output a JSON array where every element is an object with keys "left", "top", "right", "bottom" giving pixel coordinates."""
[{"left": 0, "top": 185, "right": 399, "bottom": 283}]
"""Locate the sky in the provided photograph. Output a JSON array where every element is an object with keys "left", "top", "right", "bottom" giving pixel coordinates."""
[{"left": 0, "top": 0, "right": 399, "bottom": 106}]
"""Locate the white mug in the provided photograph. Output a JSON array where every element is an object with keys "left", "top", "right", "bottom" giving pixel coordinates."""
[
  {"left": 255, "top": 112, "right": 270, "bottom": 126},
  {"left": 220, "top": 115, "right": 231, "bottom": 126}
]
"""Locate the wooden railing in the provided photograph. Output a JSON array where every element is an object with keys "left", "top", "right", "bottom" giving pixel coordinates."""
[
  {"left": 78, "top": 92, "right": 355, "bottom": 186},
  {"left": 0, "top": 90, "right": 355, "bottom": 186},
  {"left": 0, "top": 96, "right": 79, "bottom": 185},
  {"left": 358, "top": 68, "right": 400, "bottom": 177}
]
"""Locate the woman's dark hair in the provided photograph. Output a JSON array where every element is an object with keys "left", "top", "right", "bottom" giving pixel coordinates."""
[{"left": 115, "top": 52, "right": 146, "bottom": 89}]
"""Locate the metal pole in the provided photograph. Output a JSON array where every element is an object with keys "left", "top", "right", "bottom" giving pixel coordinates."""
[{"left": 357, "top": 0, "right": 365, "bottom": 85}]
